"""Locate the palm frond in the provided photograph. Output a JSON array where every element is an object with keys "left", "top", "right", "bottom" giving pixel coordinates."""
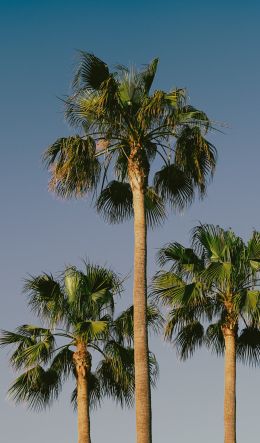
[
  {"left": 71, "top": 371, "right": 102, "bottom": 411},
  {"left": 174, "top": 321, "right": 204, "bottom": 360},
  {"left": 137, "top": 90, "right": 167, "bottom": 130},
  {"left": 1, "top": 326, "right": 55, "bottom": 370},
  {"left": 239, "top": 290, "right": 260, "bottom": 323},
  {"left": 97, "top": 342, "right": 135, "bottom": 407},
  {"left": 165, "top": 88, "right": 187, "bottom": 108},
  {"left": 8, "top": 366, "right": 61, "bottom": 411},
  {"left": 118, "top": 67, "right": 144, "bottom": 106},
  {"left": 75, "top": 320, "right": 108, "bottom": 341},
  {"left": 237, "top": 327, "right": 260, "bottom": 366},
  {"left": 83, "top": 262, "right": 121, "bottom": 303},
  {"left": 154, "top": 163, "right": 194, "bottom": 210},
  {"left": 112, "top": 304, "right": 163, "bottom": 345},
  {"left": 151, "top": 271, "right": 185, "bottom": 304},
  {"left": 96, "top": 180, "right": 133, "bottom": 223},
  {"left": 96, "top": 181, "right": 166, "bottom": 228},
  {"left": 51, "top": 347, "right": 74, "bottom": 380},
  {"left": 175, "top": 126, "right": 217, "bottom": 195},
  {"left": 157, "top": 241, "right": 204, "bottom": 273},
  {"left": 191, "top": 224, "right": 226, "bottom": 260},
  {"left": 140, "top": 58, "right": 159, "bottom": 94},
  {"left": 148, "top": 351, "right": 159, "bottom": 388},
  {"left": 248, "top": 231, "right": 260, "bottom": 271},
  {"left": 63, "top": 263, "right": 120, "bottom": 322},
  {"left": 205, "top": 322, "right": 225, "bottom": 356},
  {"left": 72, "top": 52, "right": 110, "bottom": 91},
  {"left": 200, "top": 261, "right": 231, "bottom": 286},
  {"left": 24, "top": 274, "right": 65, "bottom": 325},
  {"left": 11, "top": 331, "right": 55, "bottom": 370},
  {"left": 178, "top": 105, "right": 211, "bottom": 131},
  {"left": 145, "top": 187, "right": 166, "bottom": 228},
  {"left": 43, "top": 136, "right": 101, "bottom": 198}
]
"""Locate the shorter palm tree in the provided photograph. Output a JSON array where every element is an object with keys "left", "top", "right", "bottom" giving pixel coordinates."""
[
  {"left": 152, "top": 225, "right": 260, "bottom": 443},
  {"left": 1, "top": 263, "right": 159, "bottom": 443}
]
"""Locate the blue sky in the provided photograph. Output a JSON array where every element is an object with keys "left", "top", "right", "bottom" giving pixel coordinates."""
[{"left": 1, "top": 1, "right": 260, "bottom": 442}]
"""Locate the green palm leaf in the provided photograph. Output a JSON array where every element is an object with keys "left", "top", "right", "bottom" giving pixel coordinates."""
[
  {"left": 96, "top": 181, "right": 133, "bottom": 223},
  {"left": 175, "top": 321, "right": 204, "bottom": 360},
  {"left": 8, "top": 365, "right": 61, "bottom": 411},
  {"left": 237, "top": 327, "right": 260, "bottom": 366},
  {"left": 205, "top": 322, "right": 225, "bottom": 356},
  {"left": 72, "top": 52, "right": 110, "bottom": 91},
  {"left": 140, "top": 58, "right": 159, "bottom": 94},
  {"left": 112, "top": 304, "right": 163, "bottom": 345},
  {"left": 97, "top": 342, "right": 135, "bottom": 407},
  {"left": 51, "top": 347, "right": 74, "bottom": 379},
  {"left": 154, "top": 163, "right": 194, "bottom": 210},
  {"left": 175, "top": 126, "right": 217, "bottom": 195},
  {"left": 75, "top": 320, "right": 108, "bottom": 341},
  {"left": 157, "top": 241, "right": 204, "bottom": 272},
  {"left": 24, "top": 274, "right": 64, "bottom": 324},
  {"left": 43, "top": 136, "right": 101, "bottom": 198},
  {"left": 96, "top": 181, "right": 166, "bottom": 228},
  {"left": 145, "top": 187, "right": 166, "bottom": 228},
  {"left": 71, "top": 371, "right": 102, "bottom": 411},
  {"left": 1, "top": 326, "right": 55, "bottom": 370}
]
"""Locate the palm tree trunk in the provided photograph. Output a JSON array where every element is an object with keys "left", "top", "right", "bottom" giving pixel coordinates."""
[
  {"left": 131, "top": 181, "right": 152, "bottom": 443},
  {"left": 223, "top": 329, "right": 236, "bottom": 443},
  {"left": 73, "top": 342, "right": 92, "bottom": 443}
]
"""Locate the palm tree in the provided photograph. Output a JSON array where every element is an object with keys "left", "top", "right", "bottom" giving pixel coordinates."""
[
  {"left": 43, "top": 53, "right": 217, "bottom": 443},
  {"left": 1, "top": 263, "right": 159, "bottom": 443},
  {"left": 152, "top": 224, "right": 260, "bottom": 443}
]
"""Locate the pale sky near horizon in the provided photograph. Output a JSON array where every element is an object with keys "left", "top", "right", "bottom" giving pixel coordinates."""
[{"left": 1, "top": 1, "right": 260, "bottom": 442}]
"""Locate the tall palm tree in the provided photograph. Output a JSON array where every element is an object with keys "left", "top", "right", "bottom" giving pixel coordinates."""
[
  {"left": 1, "top": 263, "right": 159, "bottom": 443},
  {"left": 43, "top": 53, "right": 217, "bottom": 443},
  {"left": 152, "top": 224, "right": 260, "bottom": 443}
]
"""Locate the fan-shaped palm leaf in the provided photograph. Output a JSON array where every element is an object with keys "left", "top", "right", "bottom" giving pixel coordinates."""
[
  {"left": 112, "top": 304, "right": 163, "bottom": 345},
  {"left": 175, "top": 126, "right": 217, "bottom": 195},
  {"left": 8, "top": 365, "right": 61, "bottom": 411},
  {"left": 237, "top": 327, "right": 260, "bottom": 366},
  {"left": 43, "top": 136, "right": 101, "bottom": 198},
  {"left": 175, "top": 321, "right": 204, "bottom": 360},
  {"left": 96, "top": 180, "right": 166, "bottom": 228},
  {"left": 154, "top": 163, "right": 194, "bottom": 210},
  {"left": 73, "top": 52, "right": 110, "bottom": 91},
  {"left": 24, "top": 274, "right": 64, "bottom": 325}
]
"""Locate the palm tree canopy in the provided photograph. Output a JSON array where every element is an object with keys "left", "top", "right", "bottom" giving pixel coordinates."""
[
  {"left": 152, "top": 224, "right": 260, "bottom": 364},
  {"left": 43, "top": 53, "right": 217, "bottom": 225},
  {"left": 1, "top": 262, "right": 160, "bottom": 411}
]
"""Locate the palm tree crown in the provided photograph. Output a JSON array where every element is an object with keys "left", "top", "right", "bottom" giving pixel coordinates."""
[
  {"left": 1, "top": 263, "right": 159, "bottom": 441},
  {"left": 43, "top": 53, "right": 217, "bottom": 219},
  {"left": 152, "top": 224, "right": 260, "bottom": 443}
]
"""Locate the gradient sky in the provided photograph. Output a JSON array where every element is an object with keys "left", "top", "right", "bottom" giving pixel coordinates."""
[{"left": 1, "top": 1, "right": 260, "bottom": 442}]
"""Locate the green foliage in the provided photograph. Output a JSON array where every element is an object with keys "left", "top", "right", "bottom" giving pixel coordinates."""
[
  {"left": 154, "top": 164, "right": 194, "bottom": 210},
  {"left": 1, "top": 262, "right": 160, "bottom": 411},
  {"left": 43, "top": 136, "right": 101, "bottom": 198},
  {"left": 72, "top": 52, "right": 110, "bottom": 91},
  {"left": 96, "top": 181, "right": 166, "bottom": 228},
  {"left": 152, "top": 224, "right": 260, "bottom": 365},
  {"left": 43, "top": 53, "right": 217, "bottom": 225},
  {"left": 112, "top": 303, "right": 163, "bottom": 345}
]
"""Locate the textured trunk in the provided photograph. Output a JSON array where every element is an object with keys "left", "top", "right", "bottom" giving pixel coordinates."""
[
  {"left": 128, "top": 145, "right": 152, "bottom": 443},
  {"left": 73, "top": 342, "right": 92, "bottom": 443},
  {"left": 223, "top": 329, "right": 236, "bottom": 443}
]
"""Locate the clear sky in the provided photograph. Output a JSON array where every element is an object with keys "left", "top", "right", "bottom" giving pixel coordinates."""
[{"left": 1, "top": 0, "right": 260, "bottom": 442}]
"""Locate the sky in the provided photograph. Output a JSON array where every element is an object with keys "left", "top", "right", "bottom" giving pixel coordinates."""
[{"left": 1, "top": 0, "right": 260, "bottom": 442}]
